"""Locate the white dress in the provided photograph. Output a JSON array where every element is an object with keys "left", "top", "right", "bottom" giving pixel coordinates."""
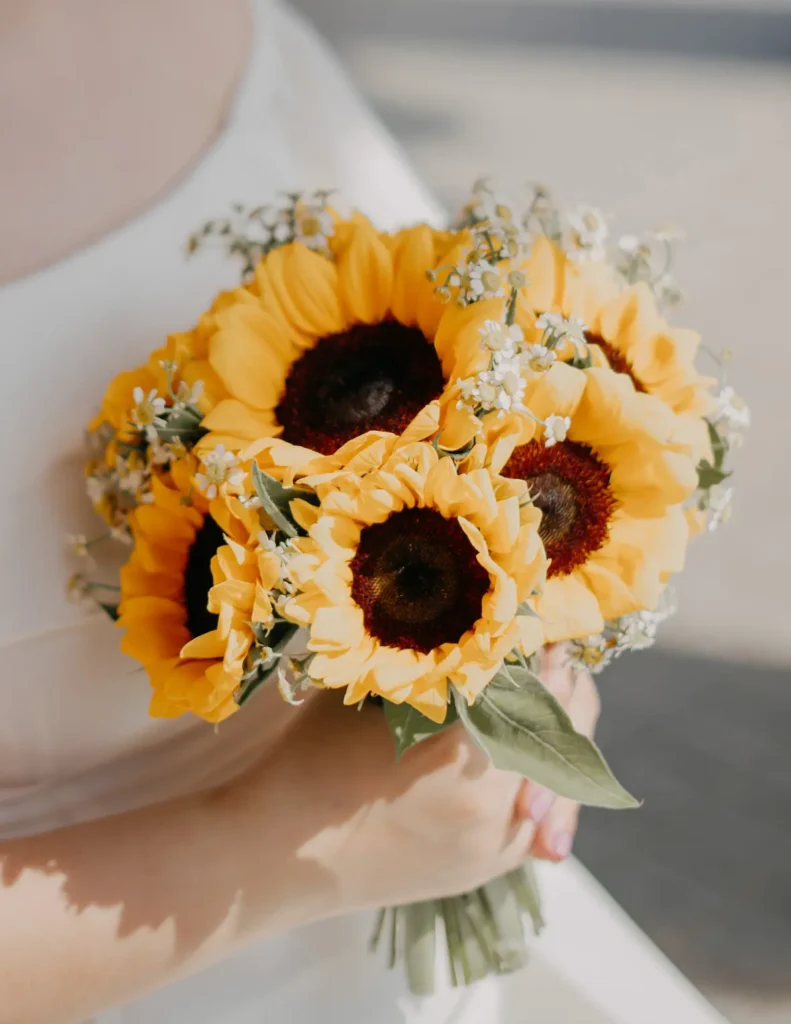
[{"left": 0, "top": 3, "right": 728, "bottom": 1021}]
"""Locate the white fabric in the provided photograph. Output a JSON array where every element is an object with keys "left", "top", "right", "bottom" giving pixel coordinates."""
[{"left": 0, "top": 2, "right": 727, "bottom": 1021}]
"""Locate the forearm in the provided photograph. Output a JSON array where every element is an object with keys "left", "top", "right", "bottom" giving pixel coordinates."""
[{"left": 0, "top": 772, "right": 327, "bottom": 1023}]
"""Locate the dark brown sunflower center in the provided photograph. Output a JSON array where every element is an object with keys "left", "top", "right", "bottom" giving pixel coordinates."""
[
  {"left": 350, "top": 507, "right": 490, "bottom": 654},
  {"left": 503, "top": 440, "right": 618, "bottom": 578},
  {"left": 586, "top": 332, "right": 646, "bottom": 393},
  {"left": 183, "top": 517, "right": 224, "bottom": 639},
  {"left": 275, "top": 321, "right": 445, "bottom": 455}
]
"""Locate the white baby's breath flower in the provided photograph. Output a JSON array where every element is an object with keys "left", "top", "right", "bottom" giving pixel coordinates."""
[
  {"left": 195, "top": 444, "right": 244, "bottom": 500},
  {"left": 544, "top": 414, "right": 571, "bottom": 448},
  {"left": 565, "top": 205, "right": 608, "bottom": 261},
  {"left": 148, "top": 437, "right": 172, "bottom": 466},
  {"left": 66, "top": 534, "right": 90, "bottom": 560},
  {"left": 568, "top": 634, "right": 611, "bottom": 672},
  {"left": 115, "top": 457, "right": 148, "bottom": 496},
  {"left": 707, "top": 484, "right": 734, "bottom": 532},
  {"left": 294, "top": 206, "right": 335, "bottom": 251},
  {"left": 620, "top": 612, "right": 660, "bottom": 651},
  {"left": 85, "top": 475, "right": 108, "bottom": 505},
  {"left": 130, "top": 387, "right": 167, "bottom": 432},
  {"left": 522, "top": 343, "right": 556, "bottom": 374},
  {"left": 67, "top": 573, "right": 95, "bottom": 609},
  {"left": 618, "top": 234, "right": 639, "bottom": 254},
  {"left": 459, "top": 365, "right": 526, "bottom": 416},
  {"left": 272, "top": 220, "right": 291, "bottom": 244},
  {"left": 456, "top": 376, "right": 479, "bottom": 405},
  {"left": 465, "top": 259, "right": 504, "bottom": 302},
  {"left": 479, "top": 319, "right": 524, "bottom": 355},
  {"left": 536, "top": 313, "right": 588, "bottom": 355},
  {"left": 110, "top": 523, "right": 133, "bottom": 545},
  {"left": 535, "top": 312, "right": 563, "bottom": 333},
  {"left": 276, "top": 664, "right": 305, "bottom": 706},
  {"left": 713, "top": 386, "right": 751, "bottom": 438},
  {"left": 489, "top": 350, "right": 523, "bottom": 380},
  {"left": 176, "top": 379, "right": 204, "bottom": 406}
]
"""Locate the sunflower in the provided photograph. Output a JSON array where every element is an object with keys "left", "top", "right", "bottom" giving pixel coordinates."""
[
  {"left": 116, "top": 460, "right": 266, "bottom": 722},
  {"left": 517, "top": 235, "right": 717, "bottom": 461},
  {"left": 272, "top": 439, "right": 546, "bottom": 722},
  {"left": 485, "top": 362, "right": 698, "bottom": 644},
  {"left": 185, "top": 217, "right": 504, "bottom": 459}
]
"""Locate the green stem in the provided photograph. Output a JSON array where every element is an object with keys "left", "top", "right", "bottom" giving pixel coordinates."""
[
  {"left": 505, "top": 286, "right": 519, "bottom": 326},
  {"left": 388, "top": 908, "right": 399, "bottom": 971},
  {"left": 440, "top": 899, "right": 460, "bottom": 988},
  {"left": 369, "top": 908, "right": 387, "bottom": 953}
]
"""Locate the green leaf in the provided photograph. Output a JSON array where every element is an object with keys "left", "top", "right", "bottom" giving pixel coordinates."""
[
  {"left": 706, "top": 420, "right": 728, "bottom": 470},
  {"left": 251, "top": 464, "right": 314, "bottom": 538},
  {"left": 236, "top": 621, "right": 299, "bottom": 707},
  {"left": 454, "top": 668, "right": 639, "bottom": 809},
  {"left": 97, "top": 601, "right": 119, "bottom": 622},
  {"left": 697, "top": 459, "right": 731, "bottom": 490},
  {"left": 383, "top": 701, "right": 458, "bottom": 759},
  {"left": 156, "top": 406, "right": 207, "bottom": 447},
  {"left": 268, "top": 619, "right": 300, "bottom": 653},
  {"left": 235, "top": 660, "right": 278, "bottom": 707}
]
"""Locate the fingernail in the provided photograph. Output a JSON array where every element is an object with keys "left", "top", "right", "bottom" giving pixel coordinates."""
[
  {"left": 550, "top": 831, "right": 574, "bottom": 860},
  {"left": 529, "top": 788, "right": 556, "bottom": 824}
]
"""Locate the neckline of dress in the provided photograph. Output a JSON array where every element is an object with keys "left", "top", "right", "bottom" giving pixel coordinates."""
[{"left": 0, "top": 0, "right": 267, "bottom": 293}]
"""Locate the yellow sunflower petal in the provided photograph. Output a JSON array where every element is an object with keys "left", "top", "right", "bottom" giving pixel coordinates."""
[
  {"left": 255, "top": 242, "right": 344, "bottom": 338},
  {"left": 209, "top": 304, "right": 299, "bottom": 410},
  {"left": 335, "top": 219, "right": 394, "bottom": 324},
  {"left": 535, "top": 575, "right": 605, "bottom": 644}
]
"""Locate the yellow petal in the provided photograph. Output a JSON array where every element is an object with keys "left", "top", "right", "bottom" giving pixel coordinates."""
[
  {"left": 517, "top": 614, "right": 544, "bottom": 656},
  {"left": 335, "top": 219, "right": 394, "bottom": 324},
  {"left": 180, "top": 629, "right": 227, "bottom": 660},
  {"left": 571, "top": 368, "right": 674, "bottom": 448},
  {"left": 524, "top": 235, "right": 566, "bottom": 312},
  {"left": 523, "top": 362, "right": 586, "bottom": 422},
  {"left": 535, "top": 575, "right": 605, "bottom": 644},
  {"left": 255, "top": 242, "right": 344, "bottom": 338},
  {"left": 210, "top": 304, "right": 298, "bottom": 409},
  {"left": 406, "top": 683, "right": 449, "bottom": 723},
  {"left": 609, "top": 443, "right": 697, "bottom": 516},
  {"left": 200, "top": 400, "right": 278, "bottom": 445},
  {"left": 309, "top": 603, "right": 366, "bottom": 652},
  {"left": 390, "top": 224, "right": 447, "bottom": 336}
]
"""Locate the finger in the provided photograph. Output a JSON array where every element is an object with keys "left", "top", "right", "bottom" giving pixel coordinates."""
[
  {"left": 566, "top": 668, "right": 601, "bottom": 736},
  {"left": 531, "top": 795, "right": 581, "bottom": 862},
  {"left": 515, "top": 782, "right": 556, "bottom": 825},
  {"left": 530, "top": 668, "right": 601, "bottom": 858},
  {"left": 538, "top": 643, "right": 575, "bottom": 706}
]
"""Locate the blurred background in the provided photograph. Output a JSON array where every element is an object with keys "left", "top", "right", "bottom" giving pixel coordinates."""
[{"left": 291, "top": 1, "right": 791, "bottom": 1021}]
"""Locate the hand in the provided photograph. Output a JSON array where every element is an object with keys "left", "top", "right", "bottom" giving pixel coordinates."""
[
  {"left": 223, "top": 689, "right": 540, "bottom": 917},
  {"left": 222, "top": 647, "right": 598, "bottom": 923},
  {"left": 515, "top": 645, "right": 601, "bottom": 862}
]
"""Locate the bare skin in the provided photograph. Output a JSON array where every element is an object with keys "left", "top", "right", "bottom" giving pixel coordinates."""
[
  {"left": 0, "top": 4, "right": 600, "bottom": 1019},
  {"left": 0, "top": 0, "right": 250, "bottom": 284},
  {"left": 0, "top": 668, "right": 598, "bottom": 1024}
]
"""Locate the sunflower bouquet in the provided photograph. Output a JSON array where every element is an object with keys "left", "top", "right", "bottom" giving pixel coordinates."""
[{"left": 73, "top": 183, "right": 748, "bottom": 994}]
